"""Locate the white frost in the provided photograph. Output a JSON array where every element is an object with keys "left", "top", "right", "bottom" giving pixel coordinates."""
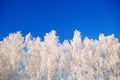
[{"left": 0, "top": 30, "right": 120, "bottom": 80}]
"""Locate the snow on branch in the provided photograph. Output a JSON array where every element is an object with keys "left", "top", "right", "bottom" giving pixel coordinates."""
[{"left": 0, "top": 30, "right": 120, "bottom": 80}]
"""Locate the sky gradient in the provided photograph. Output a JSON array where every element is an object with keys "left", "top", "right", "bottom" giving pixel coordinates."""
[{"left": 0, "top": 0, "right": 120, "bottom": 42}]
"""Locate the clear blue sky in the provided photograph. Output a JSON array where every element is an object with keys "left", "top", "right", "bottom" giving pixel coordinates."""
[{"left": 0, "top": 0, "right": 120, "bottom": 42}]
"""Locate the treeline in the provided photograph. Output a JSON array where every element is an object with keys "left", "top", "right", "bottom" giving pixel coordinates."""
[{"left": 0, "top": 30, "right": 120, "bottom": 80}]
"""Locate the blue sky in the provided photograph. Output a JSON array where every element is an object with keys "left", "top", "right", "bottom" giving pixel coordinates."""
[{"left": 0, "top": 0, "right": 120, "bottom": 42}]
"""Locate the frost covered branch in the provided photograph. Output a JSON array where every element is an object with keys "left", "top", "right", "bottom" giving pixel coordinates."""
[{"left": 0, "top": 30, "right": 120, "bottom": 80}]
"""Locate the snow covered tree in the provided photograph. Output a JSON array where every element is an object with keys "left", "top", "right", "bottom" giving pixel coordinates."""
[
  {"left": 0, "top": 30, "right": 120, "bottom": 80},
  {"left": 0, "top": 32, "right": 24, "bottom": 80}
]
